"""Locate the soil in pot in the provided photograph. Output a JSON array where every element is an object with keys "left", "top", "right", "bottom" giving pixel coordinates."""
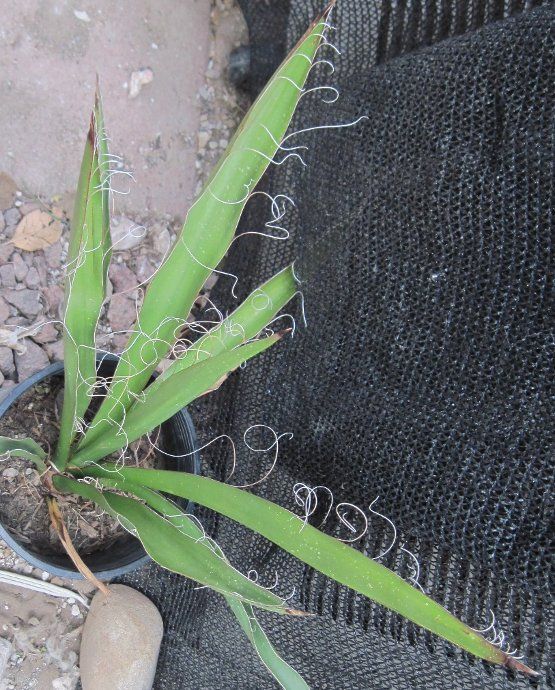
[{"left": 0, "top": 375, "right": 161, "bottom": 558}]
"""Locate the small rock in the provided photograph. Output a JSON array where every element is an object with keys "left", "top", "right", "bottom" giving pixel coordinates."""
[
  {"left": 3, "top": 289, "right": 41, "bottom": 318},
  {"left": 71, "top": 604, "right": 81, "bottom": 617},
  {"left": 80, "top": 585, "right": 163, "bottom": 690},
  {"left": 105, "top": 277, "right": 113, "bottom": 302},
  {"left": 0, "top": 371, "right": 4, "bottom": 386},
  {"left": 108, "top": 263, "right": 138, "bottom": 294},
  {"left": 0, "top": 347, "right": 15, "bottom": 376},
  {"left": 198, "top": 130, "right": 210, "bottom": 149},
  {"left": 112, "top": 333, "right": 129, "bottom": 352},
  {"left": 2, "top": 467, "right": 17, "bottom": 479},
  {"left": 74, "top": 9, "right": 91, "bottom": 22},
  {"left": 30, "top": 319, "right": 58, "bottom": 344},
  {"left": 43, "top": 285, "right": 65, "bottom": 316},
  {"left": 134, "top": 255, "right": 154, "bottom": 283},
  {"left": 111, "top": 216, "right": 145, "bottom": 250},
  {"left": 107, "top": 294, "right": 136, "bottom": 333},
  {"left": 0, "top": 296, "right": 10, "bottom": 323},
  {"left": 45, "top": 339, "right": 64, "bottom": 362},
  {"left": 12, "top": 253, "right": 28, "bottom": 282},
  {"left": 53, "top": 676, "right": 79, "bottom": 690},
  {"left": 128, "top": 68, "right": 154, "bottom": 99},
  {"left": 0, "top": 636, "right": 12, "bottom": 678},
  {"left": 0, "top": 244, "right": 12, "bottom": 263},
  {"left": 0, "top": 264, "right": 16, "bottom": 288},
  {"left": 44, "top": 241, "right": 63, "bottom": 269},
  {"left": 15, "top": 339, "right": 49, "bottom": 381},
  {"left": 25, "top": 266, "right": 41, "bottom": 289},
  {"left": 0, "top": 380, "right": 15, "bottom": 403},
  {"left": 3, "top": 207, "right": 21, "bottom": 228},
  {"left": 152, "top": 225, "right": 171, "bottom": 256},
  {"left": 5, "top": 316, "right": 28, "bottom": 326},
  {"left": 33, "top": 254, "right": 48, "bottom": 284}
]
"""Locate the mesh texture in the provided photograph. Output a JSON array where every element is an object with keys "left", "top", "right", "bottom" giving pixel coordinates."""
[{"left": 120, "top": 2, "right": 554, "bottom": 688}]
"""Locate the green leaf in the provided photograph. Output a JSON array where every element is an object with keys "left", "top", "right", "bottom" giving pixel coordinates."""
[
  {"left": 76, "top": 465, "right": 524, "bottom": 672},
  {"left": 227, "top": 598, "right": 309, "bottom": 690},
  {"left": 80, "top": 476, "right": 309, "bottom": 690},
  {"left": 53, "top": 475, "right": 293, "bottom": 615},
  {"left": 80, "top": 5, "right": 334, "bottom": 449},
  {"left": 54, "top": 84, "right": 111, "bottom": 470},
  {"left": 72, "top": 334, "right": 284, "bottom": 465},
  {"left": 0, "top": 436, "right": 46, "bottom": 471},
  {"left": 155, "top": 264, "right": 297, "bottom": 387}
]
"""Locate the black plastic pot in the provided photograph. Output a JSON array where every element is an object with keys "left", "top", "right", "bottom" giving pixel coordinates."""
[{"left": 0, "top": 354, "right": 200, "bottom": 580}]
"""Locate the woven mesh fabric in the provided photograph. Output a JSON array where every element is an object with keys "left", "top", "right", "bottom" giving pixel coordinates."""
[{"left": 120, "top": 2, "right": 554, "bottom": 688}]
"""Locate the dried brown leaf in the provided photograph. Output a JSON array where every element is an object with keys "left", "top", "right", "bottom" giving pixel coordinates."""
[{"left": 12, "top": 209, "right": 63, "bottom": 251}]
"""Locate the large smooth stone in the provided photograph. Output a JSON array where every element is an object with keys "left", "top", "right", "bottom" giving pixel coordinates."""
[{"left": 80, "top": 585, "right": 163, "bottom": 690}]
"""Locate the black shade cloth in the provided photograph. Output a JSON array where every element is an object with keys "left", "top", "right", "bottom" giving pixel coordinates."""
[{"left": 121, "top": 2, "right": 554, "bottom": 688}]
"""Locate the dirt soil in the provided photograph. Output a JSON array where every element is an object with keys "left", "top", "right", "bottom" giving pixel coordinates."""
[
  {"left": 0, "top": 1, "right": 248, "bottom": 687},
  {"left": 0, "top": 378, "right": 159, "bottom": 557}
]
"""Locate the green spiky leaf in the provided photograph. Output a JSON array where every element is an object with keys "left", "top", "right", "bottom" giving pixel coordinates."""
[
  {"left": 54, "top": 85, "right": 111, "bottom": 469},
  {"left": 155, "top": 264, "right": 297, "bottom": 386},
  {"left": 72, "top": 334, "right": 284, "bottom": 465},
  {"left": 80, "top": 6, "right": 333, "bottom": 449},
  {"left": 89, "top": 476, "right": 309, "bottom": 689},
  {"left": 53, "top": 475, "right": 295, "bottom": 615},
  {"left": 0, "top": 436, "right": 46, "bottom": 471},
  {"left": 74, "top": 465, "right": 527, "bottom": 672}
]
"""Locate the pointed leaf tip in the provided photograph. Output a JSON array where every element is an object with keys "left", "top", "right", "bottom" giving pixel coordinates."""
[{"left": 505, "top": 656, "right": 539, "bottom": 678}]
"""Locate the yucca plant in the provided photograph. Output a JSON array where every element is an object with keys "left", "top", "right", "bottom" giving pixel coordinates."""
[{"left": 0, "top": 3, "right": 536, "bottom": 686}]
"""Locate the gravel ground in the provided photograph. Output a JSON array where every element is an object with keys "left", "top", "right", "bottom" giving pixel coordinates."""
[{"left": 0, "top": 2, "right": 247, "bottom": 687}]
